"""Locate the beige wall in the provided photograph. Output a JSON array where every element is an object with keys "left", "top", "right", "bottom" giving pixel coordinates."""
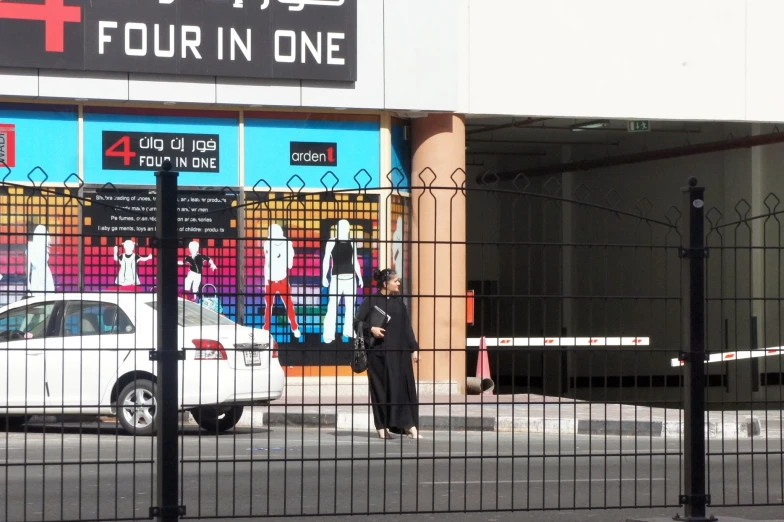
[{"left": 9, "top": 1, "right": 784, "bottom": 122}]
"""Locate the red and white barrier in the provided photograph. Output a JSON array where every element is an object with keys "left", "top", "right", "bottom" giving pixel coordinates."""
[
  {"left": 466, "top": 337, "right": 650, "bottom": 347},
  {"left": 464, "top": 337, "right": 784, "bottom": 367},
  {"left": 670, "top": 347, "right": 784, "bottom": 367}
]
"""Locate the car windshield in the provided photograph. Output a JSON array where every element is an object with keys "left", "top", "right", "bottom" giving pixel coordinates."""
[
  {"left": 0, "top": 302, "right": 55, "bottom": 341},
  {"left": 145, "top": 300, "right": 236, "bottom": 327}
]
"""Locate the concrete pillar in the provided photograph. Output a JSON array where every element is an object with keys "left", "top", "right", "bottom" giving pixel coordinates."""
[{"left": 410, "top": 113, "right": 466, "bottom": 395}]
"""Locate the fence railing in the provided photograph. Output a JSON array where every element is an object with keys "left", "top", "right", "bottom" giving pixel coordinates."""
[{"left": 0, "top": 164, "right": 782, "bottom": 521}]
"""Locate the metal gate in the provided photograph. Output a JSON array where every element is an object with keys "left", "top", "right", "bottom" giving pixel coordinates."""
[{"left": 0, "top": 164, "right": 782, "bottom": 521}]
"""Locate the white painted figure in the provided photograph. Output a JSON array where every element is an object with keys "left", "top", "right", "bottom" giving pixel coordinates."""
[
  {"left": 322, "top": 219, "right": 363, "bottom": 343},
  {"left": 27, "top": 224, "right": 55, "bottom": 296},
  {"left": 113, "top": 240, "right": 152, "bottom": 287},
  {"left": 391, "top": 216, "right": 403, "bottom": 277},
  {"left": 180, "top": 240, "right": 217, "bottom": 296},
  {"left": 263, "top": 224, "right": 300, "bottom": 338}
]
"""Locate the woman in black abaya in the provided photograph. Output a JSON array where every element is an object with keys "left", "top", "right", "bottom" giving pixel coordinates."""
[{"left": 354, "top": 268, "right": 422, "bottom": 439}]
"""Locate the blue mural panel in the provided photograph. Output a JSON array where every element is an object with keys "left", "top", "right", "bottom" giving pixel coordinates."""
[
  {"left": 0, "top": 103, "right": 78, "bottom": 183},
  {"left": 244, "top": 113, "right": 380, "bottom": 190},
  {"left": 84, "top": 108, "right": 239, "bottom": 187},
  {"left": 391, "top": 120, "right": 411, "bottom": 190}
]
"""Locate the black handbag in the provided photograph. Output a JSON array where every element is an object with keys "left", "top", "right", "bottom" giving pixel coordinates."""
[{"left": 351, "top": 325, "right": 368, "bottom": 373}]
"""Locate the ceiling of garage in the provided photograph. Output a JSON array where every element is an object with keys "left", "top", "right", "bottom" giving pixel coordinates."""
[{"left": 463, "top": 116, "right": 750, "bottom": 173}]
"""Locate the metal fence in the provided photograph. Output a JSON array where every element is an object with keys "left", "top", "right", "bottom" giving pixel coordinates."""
[{"left": 0, "top": 163, "right": 782, "bottom": 521}]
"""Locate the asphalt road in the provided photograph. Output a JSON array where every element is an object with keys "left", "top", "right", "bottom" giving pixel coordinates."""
[{"left": 1, "top": 425, "right": 784, "bottom": 522}]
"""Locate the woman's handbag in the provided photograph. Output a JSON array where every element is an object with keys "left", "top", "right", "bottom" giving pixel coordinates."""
[
  {"left": 198, "top": 284, "right": 224, "bottom": 314},
  {"left": 351, "top": 325, "right": 368, "bottom": 373}
]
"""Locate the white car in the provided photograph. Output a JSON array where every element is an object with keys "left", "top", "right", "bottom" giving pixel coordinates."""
[{"left": 0, "top": 292, "right": 285, "bottom": 435}]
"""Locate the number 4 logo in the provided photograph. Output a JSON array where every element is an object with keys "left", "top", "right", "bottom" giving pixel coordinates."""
[{"left": 105, "top": 136, "right": 137, "bottom": 167}]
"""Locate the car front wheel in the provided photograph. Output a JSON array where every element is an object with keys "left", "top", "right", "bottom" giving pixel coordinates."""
[
  {"left": 117, "top": 379, "right": 157, "bottom": 436},
  {"left": 192, "top": 406, "right": 244, "bottom": 434}
]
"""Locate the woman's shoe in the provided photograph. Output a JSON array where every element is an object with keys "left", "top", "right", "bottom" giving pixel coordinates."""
[{"left": 405, "top": 427, "right": 423, "bottom": 439}]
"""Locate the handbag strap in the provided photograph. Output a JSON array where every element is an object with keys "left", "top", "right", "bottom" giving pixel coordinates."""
[{"left": 354, "top": 322, "right": 366, "bottom": 349}]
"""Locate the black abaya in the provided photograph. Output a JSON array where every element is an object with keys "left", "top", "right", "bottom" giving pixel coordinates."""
[{"left": 354, "top": 293, "right": 419, "bottom": 431}]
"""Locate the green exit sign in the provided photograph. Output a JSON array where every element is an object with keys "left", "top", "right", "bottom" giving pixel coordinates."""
[{"left": 628, "top": 120, "right": 651, "bottom": 132}]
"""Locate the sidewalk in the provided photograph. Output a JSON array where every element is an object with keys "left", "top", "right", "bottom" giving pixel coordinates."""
[
  {"left": 28, "top": 393, "right": 778, "bottom": 439},
  {"left": 232, "top": 394, "right": 772, "bottom": 439}
]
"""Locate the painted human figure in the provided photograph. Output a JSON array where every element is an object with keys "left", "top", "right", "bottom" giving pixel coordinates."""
[
  {"left": 322, "top": 219, "right": 363, "bottom": 343},
  {"left": 263, "top": 224, "right": 300, "bottom": 338},
  {"left": 391, "top": 216, "right": 404, "bottom": 278},
  {"left": 113, "top": 240, "right": 152, "bottom": 287},
  {"left": 27, "top": 224, "right": 55, "bottom": 296},
  {"left": 179, "top": 240, "right": 217, "bottom": 298}
]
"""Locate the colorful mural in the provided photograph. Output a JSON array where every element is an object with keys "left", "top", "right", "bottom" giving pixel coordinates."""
[
  {"left": 81, "top": 188, "right": 240, "bottom": 319},
  {"left": 0, "top": 102, "right": 410, "bottom": 370},
  {"left": 0, "top": 186, "right": 80, "bottom": 305},
  {"left": 0, "top": 185, "right": 393, "bottom": 368},
  {"left": 244, "top": 191, "right": 379, "bottom": 366}
]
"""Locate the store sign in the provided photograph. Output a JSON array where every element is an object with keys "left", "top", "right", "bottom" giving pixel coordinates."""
[
  {"left": 102, "top": 131, "right": 220, "bottom": 173},
  {"left": 290, "top": 141, "right": 337, "bottom": 167},
  {"left": 0, "top": 0, "right": 357, "bottom": 82},
  {"left": 244, "top": 115, "right": 378, "bottom": 188},
  {"left": 0, "top": 124, "right": 15, "bottom": 168}
]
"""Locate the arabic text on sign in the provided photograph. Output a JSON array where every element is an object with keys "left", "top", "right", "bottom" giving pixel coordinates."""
[{"left": 159, "top": 0, "right": 345, "bottom": 10}]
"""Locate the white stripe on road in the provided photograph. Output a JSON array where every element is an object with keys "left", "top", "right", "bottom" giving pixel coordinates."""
[
  {"left": 4, "top": 449, "right": 675, "bottom": 465},
  {"left": 424, "top": 478, "right": 667, "bottom": 485}
]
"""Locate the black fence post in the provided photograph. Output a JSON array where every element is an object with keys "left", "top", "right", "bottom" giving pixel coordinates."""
[
  {"left": 676, "top": 177, "right": 716, "bottom": 522},
  {"left": 153, "top": 161, "right": 183, "bottom": 522}
]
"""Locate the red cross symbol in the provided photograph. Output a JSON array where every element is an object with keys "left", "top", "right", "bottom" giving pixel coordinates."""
[{"left": 0, "top": 0, "right": 81, "bottom": 53}]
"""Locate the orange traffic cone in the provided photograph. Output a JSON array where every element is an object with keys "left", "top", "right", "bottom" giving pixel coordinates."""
[{"left": 477, "top": 336, "right": 494, "bottom": 395}]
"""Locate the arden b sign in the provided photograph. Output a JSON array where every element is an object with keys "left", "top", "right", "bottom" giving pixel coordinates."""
[
  {"left": 0, "top": 0, "right": 357, "bottom": 82},
  {"left": 290, "top": 141, "right": 337, "bottom": 167}
]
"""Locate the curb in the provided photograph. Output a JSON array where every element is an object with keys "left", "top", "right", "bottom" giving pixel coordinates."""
[
  {"left": 25, "top": 413, "right": 763, "bottom": 439},
  {"left": 240, "top": 412, "right": 763, "bottom": 439},
  {"left": 332, "top": 412, "right": 496, "bottom": 432}
]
